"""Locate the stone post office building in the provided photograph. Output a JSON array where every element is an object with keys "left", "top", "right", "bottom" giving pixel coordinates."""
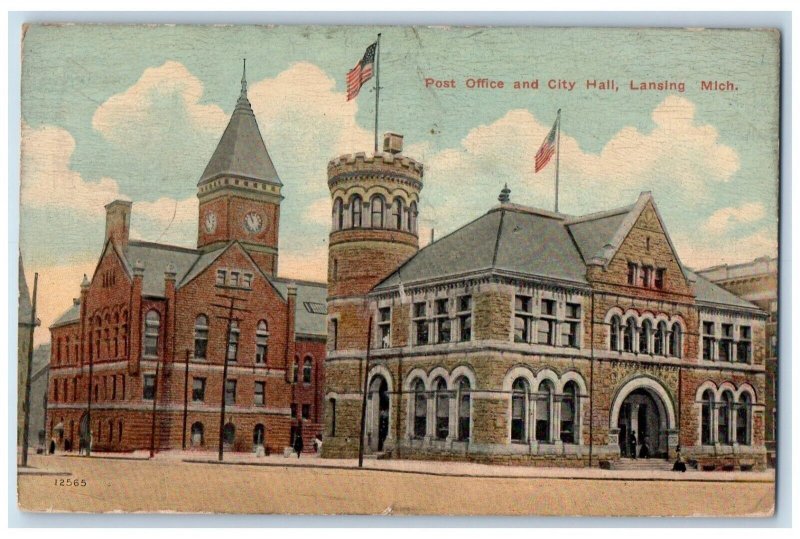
[
  {"left": 322, "top": 134, "right": 768, "bottom": 470},
  {"left": 46, "top": 69, "right": 327, "bottom": 455}
]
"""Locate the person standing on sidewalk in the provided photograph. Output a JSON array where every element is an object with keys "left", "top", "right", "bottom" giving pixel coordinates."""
[{"left": 293, "top": 422, "right": 304, "bottom": 458}]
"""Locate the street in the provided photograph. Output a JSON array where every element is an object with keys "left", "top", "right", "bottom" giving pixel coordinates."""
[{"left": 17, "top": 454, "right": 774, "bottom": 516}]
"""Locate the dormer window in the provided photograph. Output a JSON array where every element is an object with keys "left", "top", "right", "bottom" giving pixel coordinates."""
[
  {"left": 627, "top": 263, "right": 638, "bottom": 285},
  {"left": 640, "top": 266, "right": 652, "bottom": 288},
  {"left": 654, "top": 268, "right": 665, "bottom": 289}
]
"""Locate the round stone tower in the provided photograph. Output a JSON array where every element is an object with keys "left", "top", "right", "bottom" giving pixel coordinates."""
[{"left": 327, "top": 132, "right": 423, "bottom": 353}]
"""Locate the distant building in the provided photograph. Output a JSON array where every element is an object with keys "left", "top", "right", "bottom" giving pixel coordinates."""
[
  {"left": 322, "top": 133, "right": 769, "bottom": 470},
  {"left": 17, "top": 254, "right": 37, "bottom": 447},
  {"left": 697, "top": 256, "right": 778, "bottom": 464},
  {"left": 46, "top": 65, "right": 326, "bottom": 455},
  {"left": 29, "top": 344, "right": 51, "bottom": 450}
]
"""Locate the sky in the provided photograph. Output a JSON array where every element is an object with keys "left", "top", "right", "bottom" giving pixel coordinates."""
[{"left": 19, "top": 25, "right": 779, "bottom": 344}]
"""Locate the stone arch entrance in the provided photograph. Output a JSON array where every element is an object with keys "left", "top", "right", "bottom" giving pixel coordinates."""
[
  {"left": 610, "top": 377, "right": 676, "bottom": 459},
  {"left": 367, "top": 374, "right": 390, "bottom": 452}
]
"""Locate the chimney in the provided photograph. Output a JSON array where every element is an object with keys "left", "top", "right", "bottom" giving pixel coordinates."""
[
  {"left": 105, "top": 200, "right": 132, "bottom": 248},
  {"left": 383, "top": 132, "right": 404, "bottom": 155}
]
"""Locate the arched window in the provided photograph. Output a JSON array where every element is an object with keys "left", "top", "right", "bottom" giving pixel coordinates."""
[
  {"left": 654, "top": 321, "right": 667, "bottom": 356},
  {"left": 433, "top": 377, "right": 449, "bottom": 440},
  {"left": 332, "top": 198, "right": 344, "bottom": 231},
  {"left": 409, "top": 201, "right": 418, "bottom": 234},
  {"left": 456, "top": 376, "right": 471, "bottom": 442},
  {"left": 223, "top": 423, "right": 236, "bottom": 446},
  {"left": 292, "top": 356, "right": 299, "bottom": 383},
  {"left": 194, "top": 315, "right": 209, "bottom": 359},
  {"left": 143, "top": 310, "right": 160, "bottom": 357},
  {"left": 639, "top": 320, "right": 652, "bottom": 354},
  {"left": 302, "top": 357, "right": 313, "bottom": 384},
  {"left": 253, "top": 424, "right": 265, "bottom": 449},
  {"left": 350, "top": 195, "right": 362, "bottom": 228},
  {"left": 623, "top": 317, "right": 636, "bottom": 353},
  {"left": 191, "top": 422, "right": 204, "bottom": 447},
  {"left": 118, "top": 419, "right": 123, "bottom": 442},
  {"left": 536, "top": 380, "right": 554, "bottom": 442},
  {"left": 412, "top": 378, "right": 427, "bottom": 438},
  {"left": 328, "top": 398, "right": 337, "bottom": 436},
  {"left": 511, "top": 377, "right": 529, "bottom": 442},
  {"left": 701, "top": 389, "right": 714, "bottom": 445},
  {"left": 610, "top": 315, "right": 621, "bottom": 351},
  {"left": 736, "top": 392, "right": 752, "bottom": 445},
  {"left": 718, "top": 391, "right": 734, "bottom": 445},
  {"left": 255, "top": 320, "right": 269, "bottom": 364},
  {"left": 227, "top": 320, "right": 239, "bottom": 362},
  {"left": 370, "top": 195, "right": 385, "bottom": 228},
  {"left": 669, "top": 323, "right": 682, "bottom": 358},
  {"left": 392, "top": 198, "right": 405, "bottom": 230},
  {"left": 560, "top": 381, "right": 578, "bottom": 444},
  {"left": 107, "top": 419, "right": 113, "bottom": 442}
]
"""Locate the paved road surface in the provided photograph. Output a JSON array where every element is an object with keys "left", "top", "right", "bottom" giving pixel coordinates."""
[{"left": 17, "top": 455, "right": 774, "bottom": 516}]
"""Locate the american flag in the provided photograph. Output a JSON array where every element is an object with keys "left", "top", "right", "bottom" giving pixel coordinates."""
[
  {"left": 535, "top": 112, "right": 560, "bottom": 173},
  {"left": 346, "top": 42, "right": 377, "bottom": 101}
]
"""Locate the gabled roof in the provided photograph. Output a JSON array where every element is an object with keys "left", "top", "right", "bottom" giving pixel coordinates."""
[
  {"left": 373, "top": 191, "right": 760, "bottom": 312},
  {"left": 686, "top": 270, "right": 762, "bottom": 311},
  {"left": 375, "top": 204, "right": 588, "bottom": 291},
  {"left": 199, "top": 72, "right": 281, "bottom": 186},
  {"left": 123, "top": 241, "right": 200, "bottom": 297},
  {"left": 273, "top": 278, "right": 328, "bottom": 337},
  {"left": 51, "top": 301, "right": 81, "bottom": 329}
]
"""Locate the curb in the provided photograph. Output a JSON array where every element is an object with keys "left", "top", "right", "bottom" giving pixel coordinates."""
[{"left": 181, "top": 458, "right": 774, "bottom": 483}]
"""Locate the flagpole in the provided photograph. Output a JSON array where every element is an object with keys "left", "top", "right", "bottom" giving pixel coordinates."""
[
  {"left": 555, "top": 108, "right": 561, "bottom": 213},
  {"left": 374, "top": 33, "right": 382, "bottom": 153}
]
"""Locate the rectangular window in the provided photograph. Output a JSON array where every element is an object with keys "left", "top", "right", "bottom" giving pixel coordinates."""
[
  {"left": 378, "top": 307, "right": 391, "bottom": 348},
  {"left": 254, "top": 381, "right": 265, "bottom": 406},
  {"left": 458, "top": 295, "right": 472, "bottom": 342},
  {"left": 640, "top": 266, "right": 652, "bottom": 288},
  {"left": 290, "top": 403, "right": 297, "bottom": 418},
  {"left": 538, "top": 299, "right": 556, "bottom": 345},
  {"left": 719, "top": 323, "right": 733, "bottom": 361},
  {"left": 737, "top": 325, "right": 752, "bottom": 363},
  {"left": 561, "top": 322, "right": 579, "bottom": 348},
  {"left": 225, "top": 379, "right": 236, "bottom": 405},
  {"left": 413, "top": 302, "right": 429, "bottom": 345},
  {"left": 242, "top": 273, "right": 253, "bottom": 289},
  {"left": 229, "top": 271, "right": 240, "bottom": 287},
  {"left": 192, "top": 377, "right": 206, "bottom": 402},
  {"left": 702, "top": 321, "right": 715, "bottom": 360},
  {"left": 227, "top": 322, "right": 239, "bottom": 362},
  {"left": 627, "top": 262, "right": 638, "bottom": 285},
  {"left": 302, "top": 404, "right": 310, "bottom": 419},
  {"left": 514, "top": 295, "right": 533, "bottom": 343},
  {"left": 216, "top": 269, "right": 227, "bottom": 286},
  {"left": 654, "top": 268, "right": 665, "bottom": 289},
  {"left": 143, "top": 374, "right": 156, "bottom": 400},
  {"left": 330, "top": 319, "right": 338, "bottom": 350},
  {"left": 434, "top": 299, "right": 451, "bottom": 344}
]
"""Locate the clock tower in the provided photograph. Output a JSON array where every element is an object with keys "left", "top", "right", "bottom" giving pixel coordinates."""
[{"left": 197, "top": 60, "right": 283, "bottom": 275}]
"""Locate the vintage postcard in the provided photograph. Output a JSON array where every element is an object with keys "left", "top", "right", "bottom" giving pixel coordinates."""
[{"left": 16, "top": 24, "right": 779, "bottom": 516}]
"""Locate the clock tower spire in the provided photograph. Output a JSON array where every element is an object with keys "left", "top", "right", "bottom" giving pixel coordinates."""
[{"left": 197, "top": 59, "right": 282, "bottom": 275}]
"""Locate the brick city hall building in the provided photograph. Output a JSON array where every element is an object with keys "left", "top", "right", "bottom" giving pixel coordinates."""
[
  {"left": 46, "top": 70, "right": 326, "bottom": 454},
  {"left": 322, "top": 134, "right": 769, "bottom": 470}
]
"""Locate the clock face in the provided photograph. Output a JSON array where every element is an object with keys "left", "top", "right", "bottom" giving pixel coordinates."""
[
  {"left": 204, "top": 212, "right": 217, "bottom": 233},
  {"left": 244, "top": 211, "right": 264, "bottom": 234}
]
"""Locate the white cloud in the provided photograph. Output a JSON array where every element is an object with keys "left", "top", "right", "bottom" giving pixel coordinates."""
[
  {"left": 303, "top": 197, "right": 332, "bottom": 226},
  {"left": 703, "top": 202, "right": 766, "bottom": 235},
  {"left": 21, "top": 123, "right": 125, "bottom": 216},
  {"left": 674, "top": 227, "right": 777, "bottom": 270},
  {"left": 92, "top": 60, "right": 227, "bottom": 144},
  {"left": 131, "top": 196, "right": 199, "bottom": 247}
]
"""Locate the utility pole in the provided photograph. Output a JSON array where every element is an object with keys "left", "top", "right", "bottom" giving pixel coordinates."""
[
  {"left": 357, "top": 316, "right": 374, "bottom": 468},
  {"left": 20, "top": 272, "right": 38, "bottom": 467},
  {"left": 211, "top": 294, "right": 250, "bottom": 461},
  {"left": 182, "top": 349, "right": 190, "bottom": 450}
]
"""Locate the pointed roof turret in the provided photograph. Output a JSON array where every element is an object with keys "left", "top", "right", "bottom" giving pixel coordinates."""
[{"left": 199, "top": 59, "right": 282, "bottom": 186}]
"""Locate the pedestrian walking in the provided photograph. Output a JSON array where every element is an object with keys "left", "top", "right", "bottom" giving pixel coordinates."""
[
  {"left": 293, "top": 430, "right": 304, "bottom": 458},
  {"left": 672, "top": 445, "right": 687, "bottom": 472},
  {"left": 629, "top": 430, "right": 638, "bottom": 459}
]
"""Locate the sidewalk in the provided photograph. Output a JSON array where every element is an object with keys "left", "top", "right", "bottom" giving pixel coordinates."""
[{"left": 175, "top": 451, "right": 774, "bottom": 483}]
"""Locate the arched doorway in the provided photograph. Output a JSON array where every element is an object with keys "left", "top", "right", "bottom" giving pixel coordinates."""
[
  {"left": 191, "top": 422, "right": 204, "bottom": 447},
  {"left": 367, "top": 375, "right": 390, "bottom": 452},
  {"left": 223, "top": 423, "right": 236, "bottom": 449},
  {"left": 611, "top": 378, "right": 676, "bottom": 459}
]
